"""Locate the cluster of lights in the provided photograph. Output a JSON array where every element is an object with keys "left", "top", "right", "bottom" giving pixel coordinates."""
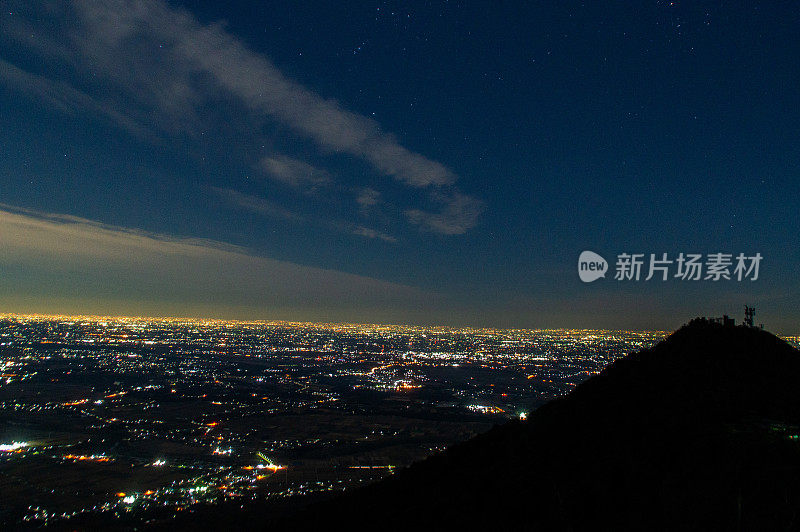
[
  {"left": 0, "top": 311, "right": 676, "bottom": 527},
  {"left": 212, "top": 447, "right": 233, "bottom": 455},
  {"left": 467, "top": 404, "right": 505, "bottom": 414},
  {"left": 62, "top": 454, "right": 111, "bottom": 462},
  {"left": 0, "top": 441, "right": 28, "bottom": 452}
]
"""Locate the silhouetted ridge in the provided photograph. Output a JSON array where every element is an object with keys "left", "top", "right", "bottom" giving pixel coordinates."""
[{"left": 159, "top": 321, "right": 800, "bottom": 531}]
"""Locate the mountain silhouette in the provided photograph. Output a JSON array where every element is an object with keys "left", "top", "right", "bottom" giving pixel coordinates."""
[{"left": 260, "top": 319, "right": 800, "bottom": 531}]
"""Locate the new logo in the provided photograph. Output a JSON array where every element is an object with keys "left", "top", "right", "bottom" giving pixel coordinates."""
[{"left": 578, "top": 251, "right": 608, "bottom": 283}]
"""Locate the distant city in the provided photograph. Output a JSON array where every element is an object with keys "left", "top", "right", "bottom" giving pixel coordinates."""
[{"left": 0, "top": 315, "right": 797, "bottom": 528}]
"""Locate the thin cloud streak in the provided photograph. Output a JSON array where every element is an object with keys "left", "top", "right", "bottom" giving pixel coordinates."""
[
  {"left": 0, "top": 58, "right": 156, "bottom": 140},
  {"left": 211, "top": 188, "right": 398, "bottom": 243},
  {"left": 356, "top": 188, "right": 382, "bottom": 208},
  {"left": 211, "top": 187, "right": 301, "bottom": 221},
  {"left": 352, "top": 226, "right": 397, "bottom": 243},
  {"left": 260, "top": 155, "right": 330, "bottom": 190},
  {"left": 406, "top": 192, "right": 485, "bottom": 235},
  {"left": 0, "top": 204, "right": 429, "bottom": 319}
]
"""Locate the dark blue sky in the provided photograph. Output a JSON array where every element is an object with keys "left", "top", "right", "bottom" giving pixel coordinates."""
[{"left": 0, "top": 1, "right": 798, "bottom": 332}]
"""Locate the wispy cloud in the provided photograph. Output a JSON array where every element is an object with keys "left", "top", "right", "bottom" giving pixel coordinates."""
[
  {"left": 1, "top": 0, "right": 483, "bottom": 235},
  {"left": 259, "top": 155, "right": 330, "bottom": 191},
  {"left": 210, "top": 187, "right": 301, "bottom": 221},
  {"left": 0, "top": 57, "right": 155, "bottom": 140},
  {"left": 211, "top": 188, "right": 397, "bottom": 243},
  {"left": 0, "top": 204, "right": 427, "bottom": 320},
  {"left": 356, "top": 188, "right": 382, "bottom": 208},
  {"left": 352, "top": 226, "right": 397, "bottom": 243},
  {"left": 406, "top": 192, "right": 485, "bottom": 235}
]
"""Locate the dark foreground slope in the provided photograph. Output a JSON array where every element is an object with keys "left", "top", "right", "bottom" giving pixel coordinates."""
[{"left": 157, "top": 320, "right": 800, "bottom": 531}]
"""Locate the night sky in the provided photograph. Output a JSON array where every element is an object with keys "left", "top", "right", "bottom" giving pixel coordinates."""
[{"left": 1, "top": 1, "right": 798, "bottom": 332}]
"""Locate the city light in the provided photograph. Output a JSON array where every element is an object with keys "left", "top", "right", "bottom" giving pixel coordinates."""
[
  {"left": 0, "top": 312, "right": 670, "bottom": 527},
  {"left": 0, "top": 441, "right": 28, "bottom": 452}
]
